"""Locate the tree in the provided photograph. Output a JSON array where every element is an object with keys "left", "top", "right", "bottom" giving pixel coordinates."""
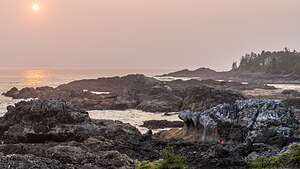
[{"left": 232, "top": 62, "right": 238, "bottom": 71}]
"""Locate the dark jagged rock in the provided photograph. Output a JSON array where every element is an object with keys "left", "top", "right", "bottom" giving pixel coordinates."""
[
  {"left": 0, "top": 153, "right": 64, "bottom": 169},
  {"left": 136, "top": 84, "right": 183, "bottom": 112},
  {"left": 0, "top": 99, "right": 143, "bottom": 152},
  {"left": 181, "top": 86, "right": 245, "bottom": 112},
  {"left": 0, "top": 99, "right": 91, "bottom": 143},
  {"left": 3, "top": 74, "right": 245, "bottom": 112},
  {"left": 179, "top": 99, "right": 299, "bottom": 147},
  {"left": 3, "top": 87, "right": 38, "bottom": 99},
  {"left": 283, "top": 98, "right": 300, "bottom": 109},
  {"left": 1, "top": 99, "right": 298, "bottom": 169},
  {"left": 151, "top": 142, "right": 248, "bottom": 169},
  {"left": 0, "top": 99, "right": 151, "bottom": 168},
  {"left": 0, "top": 144, "right": 136, "bottom": 169},
  {"left": 140, "top": 120, "right": 183, "bottom": 130},
  {"left": 2, "top": 87, "right": 19, "bottom": 99},
  {"left": 282, "top": 89, "right": 300, "bottom": 96}
]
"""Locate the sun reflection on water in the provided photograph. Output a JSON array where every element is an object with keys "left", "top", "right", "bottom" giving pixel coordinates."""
[{"left": 23, "top": 70, "right": 48, "bottom": 87}]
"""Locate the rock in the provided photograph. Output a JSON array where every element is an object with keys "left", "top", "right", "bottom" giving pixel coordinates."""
[
  {"left": 0, "top": 99, "right": 149, "bottom": 168},
  {"left": 2, "top": 87, "right": 19, "bottom": 99},
  {"left": 0, "top": 143, "right": 136, "bottom": 169},
  {"left": 135, "top": 84, "right": 183, "bottom": 112},
  {"left": 3, "top": 74, "right": 245, "bottom": 112},
  {"left": 0, "top": 99, "right": 142, "bottom": 145},
  {"left": 15, "top": 87, "right": 38, "bottom": 99},
  {"left": 0, "top": 153, "right": 64, "bottom": 169},
  {"left": 283, "top": 98, "right": 300, "bottom": 109},
  {"left": 179, "top": 99, "right": 299, "bottom": 147},
  {"left": 98, "top": 151, "right": 136, "bottom": 169},
  {"left": 282, "top": 89, "right": 300, "bottom": 96},
  {"left": 2, "top": 99, "right": 297, "bottom": 169},
  {"left": 0, "top": 99, "right": 91, "bottom": 143},
  {"left": 163, "top": 142, "right": 248, "bottom": 169},
  {"left": 140, "top": 120, "right": 183, "bottom": 130},
  {"left": 181, "top": 86, "right": 245, "bottom": 111},
  {"left": 46, "top": 145, "right": 94, "bottom": 164}
]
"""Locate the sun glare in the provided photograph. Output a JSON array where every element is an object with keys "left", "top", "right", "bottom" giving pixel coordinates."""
[
  {"left": 32, "top": 4, "right": 40, "bottom": 11},
  {"left": 24, "top": 70, "right": 48, "bottom": 86}
]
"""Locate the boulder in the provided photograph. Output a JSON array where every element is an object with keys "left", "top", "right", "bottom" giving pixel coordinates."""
[
  {"left": 181, "top": 86, "right": 245, "bottom": 112},
  {"left": 0, "top": 99, "right": 142, "bottom": 145},
  {"left": 281, "top": 89, "right": 300, "bottom": 96},
  {"left": 2, "top": 87, "right": 19, "bottom": 99},
  {"left": 179, "top": 99, "right": 299, "bottom": 147}
]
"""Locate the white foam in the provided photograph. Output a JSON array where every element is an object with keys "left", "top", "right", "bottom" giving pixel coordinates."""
[{"left": 83, "top": 89, "right": 110, "bottom": 95}]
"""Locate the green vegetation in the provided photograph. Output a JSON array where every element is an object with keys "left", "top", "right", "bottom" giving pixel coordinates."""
[
  {"left": 136, "top": 148, "right": 188, "bottom": 169},
  {"left": 296, "top": 129, "right": 300, "bottom": 137},
  {"left": 233, "top": 48, "right": 300, "bottom": 75},
  {"left": 248, "top": 145, "right": 300, "bottom": 169}
]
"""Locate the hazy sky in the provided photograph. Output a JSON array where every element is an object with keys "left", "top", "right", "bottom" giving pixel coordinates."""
[{"left": 0, "top": 0, "right": 300, "bottom": 71}]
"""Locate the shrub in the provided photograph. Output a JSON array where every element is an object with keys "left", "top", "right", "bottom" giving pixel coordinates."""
[
  {"left": 136, "top": 148, "right": 188, "bottom": 169},
  {"left": 249, "top": 145, "right": 300, "bottom": 169}
]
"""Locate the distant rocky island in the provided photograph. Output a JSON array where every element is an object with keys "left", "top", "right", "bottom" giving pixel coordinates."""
[{"left": 159, "top": 49, "right": 300, "bottom": 83}]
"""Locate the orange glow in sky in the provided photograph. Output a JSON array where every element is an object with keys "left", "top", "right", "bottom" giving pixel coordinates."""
[{"left": 32, "top": 3, "right": 40, "bottom": 11}]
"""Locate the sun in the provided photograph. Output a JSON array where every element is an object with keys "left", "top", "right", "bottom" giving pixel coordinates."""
[{"left": 32, "top": 4, "right": 40, "bottom": 11}]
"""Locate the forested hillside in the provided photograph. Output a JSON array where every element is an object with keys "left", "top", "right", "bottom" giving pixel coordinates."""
[{"left": 232, "top": 48, "right": 300, "bottom": 75}]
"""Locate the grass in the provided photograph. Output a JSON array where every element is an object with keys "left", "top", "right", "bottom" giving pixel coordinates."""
[
  {"left": 248, "top": 144, "right": 300, "bottom": 169},
  {"left": 136, "top": 148, "right": 189, "bottom": 169}
]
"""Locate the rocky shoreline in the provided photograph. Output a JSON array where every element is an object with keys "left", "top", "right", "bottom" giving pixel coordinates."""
[
  {"left": 0, "top": 98, "right": 298, "bottom": 168},
  {"left": 3, "top": 74, "right": 247, "bottom": 112},
  {"left": 1, "top": 74, "right": 300, "bottom": 168}
]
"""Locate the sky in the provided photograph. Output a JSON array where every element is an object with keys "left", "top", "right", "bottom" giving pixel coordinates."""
[{"left": 0, "top": 0, "right": 300, "bottom": 71}]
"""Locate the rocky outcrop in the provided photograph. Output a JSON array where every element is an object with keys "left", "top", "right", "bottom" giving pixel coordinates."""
[
  {"left": 0, "top": 99, "right": 298, "bottom": 169},
  {"left": 3, "top": 74, "right": 246, "bottom": 112},
  {"left": 158, "top": 67, "right": 219, "bottom": 78},
  {"left": 282, "top": 90, "right": 300, "bottom": 97},
  {"left": 181, "top": 86, "right": 245, "bottom": 112},
  {"left": 0, "top": 145, "right": 136, "bottom": 169},
  {"left": 0, "top": 99, "right": 152, "bottom": 168},
  {"left": 179, "top": 99, "right": 299, "bottom": 146}
]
